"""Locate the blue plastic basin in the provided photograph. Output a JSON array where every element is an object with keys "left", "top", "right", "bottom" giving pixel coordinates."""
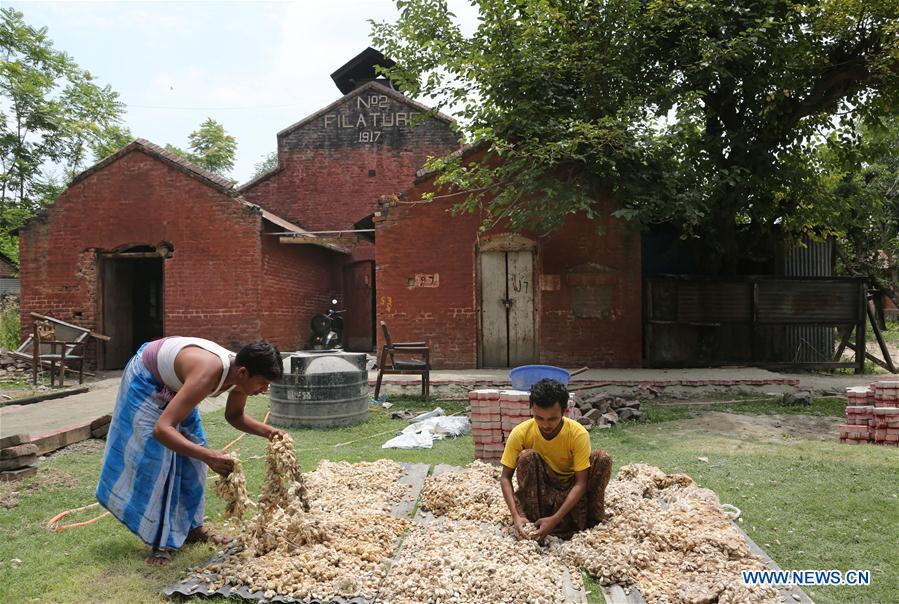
[{"left": 509, "top": 365, "right": 570, "bottom": 391}]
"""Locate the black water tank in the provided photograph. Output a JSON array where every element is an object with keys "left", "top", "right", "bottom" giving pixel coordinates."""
[{"left": 269, "top": 351, "right": 369, "bottom": 428}]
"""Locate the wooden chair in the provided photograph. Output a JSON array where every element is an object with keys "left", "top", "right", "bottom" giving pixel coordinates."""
[
  {"left": 30, "top": 319, "right": 87, "bottom": 386},
  {"left": 13, "top": 313, "right": 109, "bottom": 386},
  {"left": 374, "top": 321, "right": 430, "bottom": 399}
]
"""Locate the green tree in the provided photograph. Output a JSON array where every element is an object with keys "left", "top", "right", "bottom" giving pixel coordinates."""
[
  {"left": 372, "top": 0, "right": 899, "bottom": 272},
  {"left": 822, "top": 116, "right": 899, "bottom": 298},
  {"left": 0, "top": 7, "right": 124, "bottom": 222},
  {"left": 91, "top": 124, "right": 133, "bottom": 161},
  {"left": 166, "top": 118, "right": 237, "bottom": 176},
  {"left": 251, "top": 151, "right": 278, "bottom": 180}
]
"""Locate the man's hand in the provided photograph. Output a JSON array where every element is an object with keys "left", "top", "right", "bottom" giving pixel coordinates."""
[
  {"left": 267, "top": 427, "right": 286, "bottom": 440},
  {"left": 533, "top": 516, "right": 559, "bottom": 541},
  {"left": 205, "top": 450, "right": 235, "bottom": 477},
  {"left": 512, "top": 516, "right": 531, "bottom": 539}
]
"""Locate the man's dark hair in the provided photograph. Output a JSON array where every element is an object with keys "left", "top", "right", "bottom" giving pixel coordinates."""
[
  {"left": 236, "top": 341, "right": 283, "bottom": 381},
  {"left": 529, "top": 378, "right": 569, "bottom": 411}
]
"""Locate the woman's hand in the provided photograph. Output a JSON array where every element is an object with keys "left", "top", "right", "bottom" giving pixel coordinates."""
[
  {"left": 267, "top": 427, "right": 286, "bottom": 440},
  {"left": 205, "top": 450, "right": 235, "bottom": 476}
]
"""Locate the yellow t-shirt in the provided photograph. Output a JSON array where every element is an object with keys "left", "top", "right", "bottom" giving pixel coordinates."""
[{"left": 500, "top": 418, "right": 591, "bottom": 484}]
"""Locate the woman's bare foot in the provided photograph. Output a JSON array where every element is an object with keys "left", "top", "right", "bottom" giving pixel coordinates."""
[
  {"left": 186, "top": 524, "right": 232, "bottom": 546},
  {"left": 146, "top": 549, "right": 173, "bottom": 566}
]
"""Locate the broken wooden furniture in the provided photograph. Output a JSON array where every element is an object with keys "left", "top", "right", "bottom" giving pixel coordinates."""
[
  {"left": 374, "top": 321, "right": 430, "bottom": 399},
  {"left": 12, "top": 313, "right": 110, "bottom": 386}
]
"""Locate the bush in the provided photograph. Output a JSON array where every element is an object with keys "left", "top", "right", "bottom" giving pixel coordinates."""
[{"left": 0, "top": 296, "right": 20, "bottom": 350}]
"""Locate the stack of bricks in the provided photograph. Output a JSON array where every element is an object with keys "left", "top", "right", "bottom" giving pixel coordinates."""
[
  {"left": 471, "top": 389, "right": 503, "bottom": 462},
  {"left": 873, "top": 407, "right": 899, "bottom": 446},
  {"left": 871, "top": 380, "right": 899, "bottom": 407},
  {"left": 840, "top": 406, "right": 874, "bottom": 444},
  {"left": 840, "top": 381, "right": 899, "bottom": 446},
  {"left": 470, "top": 388, "right": 581, "bottom": 462}
]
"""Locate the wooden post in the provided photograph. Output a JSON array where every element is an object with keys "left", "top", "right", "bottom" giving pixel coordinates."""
[
  {"left": 32, "top": 321, "right": 39, "bottom": 386},
  {"left": 59, "top": 342, "right": 66, "bottom": 387},
  {"left": 855, "top": 283, "right": 867, "bottom": 374}
]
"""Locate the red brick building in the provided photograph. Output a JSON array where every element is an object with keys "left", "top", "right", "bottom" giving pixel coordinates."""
[
  {"left": 374, "top": 148, "right": 643, "bottom": 369},
  {"left": 18, "top": 49, "right": 460, "bottom": 366},
  {"left": 18, "top": 140, "right": 346, "bottom": 368},
  {"left": 240, "top": 50, "right": 459, "bottom": 349}
]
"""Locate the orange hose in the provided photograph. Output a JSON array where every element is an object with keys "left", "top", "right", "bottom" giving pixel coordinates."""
[{"left": 46, "top": 502, "right": 111, "bottom": 532}]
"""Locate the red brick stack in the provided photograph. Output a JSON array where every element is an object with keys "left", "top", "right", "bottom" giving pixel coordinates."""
[
  {"left": 470, "top": 389, "right": 503, "bottom": 462},
  {"left": 840, "top": 381, "right": 899, "bottom": 446},
  {"left": 470, "top": 388, "right": 581, "bottom": 462},
  {"left": 873, "top": 408, "right": 899, "bottom": 446},
  {"left": 500, "top": 390, "right": 532, "bottom": 435},
  {"left": 846, "top": 386, "right": 874, "bottom": 405},
  {"left": 872, "top": 380, "right": 899, "bottom": 407},
  {"left": 841, "top": 406, "right": 874, "bottom": 444}
]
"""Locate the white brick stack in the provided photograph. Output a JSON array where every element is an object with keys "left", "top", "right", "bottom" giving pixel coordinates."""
[{"left": 470, "top": 388, "right": 581, "bottom": 462}]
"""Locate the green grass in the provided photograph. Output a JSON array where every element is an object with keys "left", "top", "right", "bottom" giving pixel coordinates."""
[
  {"left": 0, "top": 295, "right": 20, "bottom": 351},
  {"left": 1, "top": 396, "right": 896, "bottom": 604},
  {"left": 876, "top": 320, "right": 899, "bottom": 347}
]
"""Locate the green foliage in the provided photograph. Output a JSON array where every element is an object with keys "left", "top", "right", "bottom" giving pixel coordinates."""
[
  {"left": 165, "top": 118, "right": 237, "bottom": 177},
  {"left": 251, "top": 151, "right": 278, "bottom": 180},
  {"left": 91, "top": 124, "right": 133, "bottom": 161},
  {"left": 0, "top": 8, "right": 124, "bottom": 225},
  {"left": 372, "top": 0, "right": 899, "bottom": 272},
  {"left": 821, "top": 116, "right": 899, "bottom": 296},
  {"left": 0, "top": 295, "right": 19, "bottom": 349}
]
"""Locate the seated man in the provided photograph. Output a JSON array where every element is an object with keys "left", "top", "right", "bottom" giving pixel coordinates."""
[{"left": 500, "top": 378, "right": 612, "bottom": 540}]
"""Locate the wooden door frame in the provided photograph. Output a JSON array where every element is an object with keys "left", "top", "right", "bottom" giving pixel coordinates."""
[
  {"left": 475, "top": 234, "right": 539, "bottom": 368},
  {"left": 97, "top": 242, "right": 172, "bottom": 369}
]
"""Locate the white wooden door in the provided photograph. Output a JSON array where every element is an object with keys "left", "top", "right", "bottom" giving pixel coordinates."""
[
  {"left": 507, "top": 250, "right": 535, "bottom": 366},
  {"left": 479, "top": 250, "right": 536, "bottom": 367}
]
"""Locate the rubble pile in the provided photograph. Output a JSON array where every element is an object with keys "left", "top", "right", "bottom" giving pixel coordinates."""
[{"left": 572, "top": 393, "right": 644, "bottom": 429}]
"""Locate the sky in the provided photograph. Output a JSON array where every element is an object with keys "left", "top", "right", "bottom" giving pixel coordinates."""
[{"left": 7, "top": 0, "right": 480, "bottom": 184}]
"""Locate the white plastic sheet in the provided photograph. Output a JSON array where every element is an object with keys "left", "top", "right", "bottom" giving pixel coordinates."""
[{"left": 382, "top": 412, "right": 471, "bottom": 449}]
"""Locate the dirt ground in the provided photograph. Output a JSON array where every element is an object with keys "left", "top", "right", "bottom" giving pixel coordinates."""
[{"left": 664, "top": 411, "right": 842, "bottom": 443}]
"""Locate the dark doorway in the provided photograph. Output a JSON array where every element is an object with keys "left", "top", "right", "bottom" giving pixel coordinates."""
[
  {"left": 102, "top": 256, "right": 164, "bottom": 368},
  {"left": 342, "top": 260, "right": 375, "bottom": 352}
]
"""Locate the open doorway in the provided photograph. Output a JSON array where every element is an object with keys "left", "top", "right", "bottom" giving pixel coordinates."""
[{"left": 101, "top": 248, "right": 164, "bottom": 368}]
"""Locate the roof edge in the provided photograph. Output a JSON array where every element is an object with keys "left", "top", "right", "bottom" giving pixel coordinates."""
[{"left": 276, "top": 81, "right": 455, "bottom": 139}]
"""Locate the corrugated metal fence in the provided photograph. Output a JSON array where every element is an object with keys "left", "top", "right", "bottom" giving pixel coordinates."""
[
  {"left": 0, "top": 278, "right": 20, "bottom": 296},
  {"left": 781, "top": 238, "right": 835, "bottom": 363},
  {"left": 644, "top": 275, "right": 866, "bottom": 371}
]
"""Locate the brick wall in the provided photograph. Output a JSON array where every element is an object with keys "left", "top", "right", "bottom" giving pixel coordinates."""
[
  {"left": 260, "top": 222, "right": 344, "bottom": 351},
  {"left": 18, "top": 149, "right": 266, "bottom": 359},
  {"left": 241, "top": 83, "right": 460, "bottom": 237},
  {"left": 375, "top": 159, "right": 643, "bottom": 369}
]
